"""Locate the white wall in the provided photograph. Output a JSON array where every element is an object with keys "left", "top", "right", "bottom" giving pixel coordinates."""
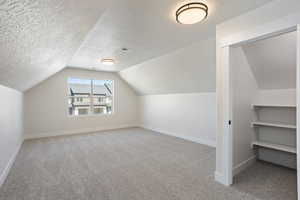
[
  {"left": 119, "top": 38, "right": 216, "bottom": 95},
  {"left": 24, "top": 68, "right": 138, "bottom": 138},
  {"left": 255, "top": 89, "right": 296, "bottom": 105},
  {"left": 0, "top": 85, "right": 23, "bottom": 187},
  {"left": 139, "top": 93, "right": 216, "bottom": 147},
  {"left": 231, "top": 47, "right": 258, "bottom": 173},
  {"left": 119, "top": 37, "right": 217, "bottom": 147}
]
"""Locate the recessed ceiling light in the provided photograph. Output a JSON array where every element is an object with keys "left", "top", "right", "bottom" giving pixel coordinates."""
[
  {"left": 101, "top": 58, "right": 115, "bottom": 66},
  {"left": 121, "top": 47, "right": 129, "bottom": 51},
  {"left": 176, "top": 2, "right": 208, "bottom": 25}
]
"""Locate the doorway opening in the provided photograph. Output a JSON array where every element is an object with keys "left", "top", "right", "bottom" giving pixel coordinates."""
[{"left": 228, "top": 30, "right": 297, "bottom": 200}]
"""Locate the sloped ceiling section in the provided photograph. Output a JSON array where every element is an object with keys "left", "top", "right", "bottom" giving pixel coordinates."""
[
  {"left": 119, "top": 38, "right": 216, "bottom": 95},
  {"left": 0, "top": 0, "right": 109, "bottom": 91},
  {"left": 69, "top": 0, "right": 273, "bottom": 72},
  {"left": 242, "top": 31, "right": 297, "bottom": 89}
]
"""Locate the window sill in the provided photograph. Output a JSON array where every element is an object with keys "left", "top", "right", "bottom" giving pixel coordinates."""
[{"left": 67, "top": 113, "right": 114, "bottom": 118}]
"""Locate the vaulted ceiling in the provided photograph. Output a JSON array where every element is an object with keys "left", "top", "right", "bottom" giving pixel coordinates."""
[
  {"left": 69, "top": 0, "right": 274, "bottom": 72},
  {"left": 0, "top": 0, "right": 274, "bottom": 92}
]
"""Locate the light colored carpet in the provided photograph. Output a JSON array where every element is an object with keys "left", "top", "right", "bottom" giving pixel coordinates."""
[
  {"left": 0, "top": 128, "right": 296, "bottom": 200},
  {"left": 233, "top": 161, "right": 297, "bottom": 200}
]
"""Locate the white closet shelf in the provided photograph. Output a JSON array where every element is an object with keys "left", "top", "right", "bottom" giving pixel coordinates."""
[
  {"left": 252, "top": 141, "right": 296, "bottom": 154},
  {"left": 251, "top": 121, "right": 297, "bottom": 129},
  {"left": 252, "top": 104, "right": 296, "bottom": 109}
]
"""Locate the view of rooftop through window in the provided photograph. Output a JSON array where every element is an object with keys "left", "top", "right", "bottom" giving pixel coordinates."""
[{"left": 68, "top": 78, "right": 113, "bottom": 116}]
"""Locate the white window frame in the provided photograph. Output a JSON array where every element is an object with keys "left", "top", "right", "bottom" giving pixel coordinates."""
[{"left": 68, "top": 78, "right": 114, "bottom": 117}]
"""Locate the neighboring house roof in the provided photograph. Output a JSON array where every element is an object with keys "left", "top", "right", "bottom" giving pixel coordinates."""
[{"left": 69, "top": 84, "right": 112, "bottom": 96}]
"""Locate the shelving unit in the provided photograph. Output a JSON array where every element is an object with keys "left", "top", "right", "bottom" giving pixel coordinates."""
[
  {"left": 252, "top": 121, "right": 296, "bottom": 129},
  {"left": 251, "top": 104, "right": 297, "bottom": 167},
  {"left": 252, "top": 141, "right": 296, "bottom": 154},
  {"left": 252, "top": 104, "right": 296, "bottom": 109}
]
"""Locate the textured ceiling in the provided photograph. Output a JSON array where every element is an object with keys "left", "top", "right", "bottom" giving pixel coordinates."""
[
  {"left": 69, "top": 0, "right": 274, "bottom": 72},
  {"left": 242, "top": 31, "right": 297, "bottom": 90},
  {"left": 0, "top": 0, "right": 109, "bottom": 91},
  {"left": 0, "top": 0, "right": 275, "bottom": 92}
]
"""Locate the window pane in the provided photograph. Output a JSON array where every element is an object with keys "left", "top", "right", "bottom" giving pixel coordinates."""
[
  {"left": 93, "top": 80, "right": 113, "bottom": 96},
  {"left": 92, "top": 96, "right": 111, "bottom": 105},
  {"left": 92, "top": 80, "right": 113, "bottom": 115},
  {"left": 68, "top": 97, "right": 91, "bottom": 116},
  {"left": 93, "top": 106, "right": 107, "bottom": 114},
  {"left": 68, "top": 78, "right": 91, "bottom": 97},
  {"left": 78, "top": 108, "right": 89, "bottom": 115},
  {"left": 92, "top": 106, "right": 112, "bottom": 115},
  {"left": 92, "top": 96, "right": 112, "bottom": 115},
  {"left": 68, "top": 78, "right": 92, "bottom": 116}
]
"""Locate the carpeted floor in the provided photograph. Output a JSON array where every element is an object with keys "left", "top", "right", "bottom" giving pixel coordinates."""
[
  {"left": 0, "top": 128, "right": 297, "bottom": 200},
  {"left": 233, "top": 161, "right": 297, "bottom": 200}
]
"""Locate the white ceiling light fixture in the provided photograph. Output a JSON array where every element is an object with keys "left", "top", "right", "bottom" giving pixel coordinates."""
[
  {"left": 101, "top": 58, "right": 115, "bottom": 66},
  {"left": 176, "top": 2, "right": 208, "bottom": 25}
]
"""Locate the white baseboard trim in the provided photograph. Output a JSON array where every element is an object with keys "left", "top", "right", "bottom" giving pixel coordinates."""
[
  {"left": 214, "top": 171, "right": 226, "bottom": 185},
  {"left": 24, "top": 124, "right": 139, "bottom": 140},
  {"left": 0, "top": 140, "right": 23, "bottom": 188},
  {"left": 214, "top": 156, "right": 256, "bottom": 187},
  {"left": 233, "top": 155, "right": 256, "bottom": 176},
  {"left": 140, "top": 125, "right": 216, "bottom": 147},
  {"left": 214, "top": 171, "right": 234, "bottom": 186}
]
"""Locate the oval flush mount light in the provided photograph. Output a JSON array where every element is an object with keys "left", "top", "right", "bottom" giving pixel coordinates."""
[
  {"left": 101, "top": 58, "right": 115, "bottom": 66},
  {"left": 176, "top": 2, "right": 208, "bottom": 25}
]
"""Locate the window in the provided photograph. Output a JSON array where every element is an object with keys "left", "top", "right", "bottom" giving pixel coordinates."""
[
  {"left": 68, "top": 78, "right": 113, "bottom": 116},
  {"left": 76, "top": 97, "right": 83, "bottom": 102}
]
